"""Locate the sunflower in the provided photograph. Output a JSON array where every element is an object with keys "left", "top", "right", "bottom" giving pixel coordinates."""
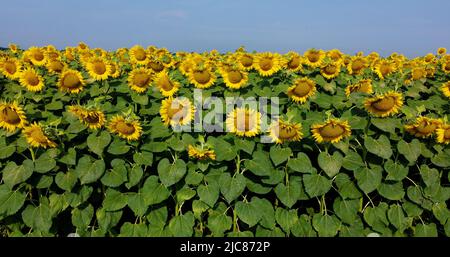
[
  {"left": 441, "top": 81, "right": 450, "bottom": 98},
  {"left": 410, "top": 67, "right": 427, "bottom": 81},
  {"left": 364, "top": 91, "right": 403, "bottom": 117},
  {"left": 160, "top": 97, "right": 195, "bottom": 127},
  {"left": 188, "top": 144, "right": 216, "bottom": 161},
  {"left": 108, "top": 115, "right": 142, "bottom": 141},
  {"left": 404, "top": 116, "right": 443, "bottom": 138},
  {"left": 320, "top": 61, "right": 341, "bottom": 80},
  {"left": 25, "top": 47, "right": 47, "bottom": 66},
  {"left": 311, "top": 118, "right": 351, "bottom": 143},
  {"left": 327, "top": 49, "right": 344, "bottom": 62},
  {"left": 437, "top": 47, "right": 447, "bottom": 55},
  {"left": 237, "top": 53, "right": 254, "bottom": 71},
  {"left": 287, "top": 77, "right": 316, "bottom": 104},
  {"left": 8, "top": 44, "right": 19, "bottom": 53},
  {"left": 221, "top": 68, "right": 248, "bottom": 89},
  {"left": 442, "top": 61, "right": 450, "bottom": 74},
  {"left": 108, "top": 62, "right": 121, "bottom": 78},
  {"left": 128, "top": 68, "right": 154, "bottom": 93},
  {"left": 268, "top": 119, "right": 303, "bottom": 144},
  {"left": 77, "top": 42, "right": 89, "bottom": 52},
  {"left": 374, "top": 60, "right": 396, "bottom": 79},
  {"left": 303, "top": 49, "right": 325, "bottom": 68},
  {"left": 85, "top": 57, "right": 111, "bottom": 81},
  {"left": 284, "top": 52, "right": 303, "bottom": 72},
  {"left": 225, "top": 107, "right": 261, "bottom": 137},
  {"left": 19, "top": 67, "right": 45, "bottom": 92},
  {"left": 147, "top": 60, "right": 166, "bottom": 73},
  {"left": 0, "top": 101, "right": 27, "bottom": 132},
  {"left": 0, "top": 57, "right": 22, "bottom": 79},
  {"left": 46, "top": 59, "right": 66, "bottom": 74},
  {"left": 345, "top": 79, "right": 373, "bottom": 97},
  {"left": 188, "top": 67, "right": 216, "bottom": 89},
  {"left": 22, "top": 123, "right": 57, "bottom": 148},
  {"left": 129, "top": 45, "right": 149, "bottom": 65},
  {"left": 436, "top": 124, "right": 450, "bottom": 144},
  {"left": 347, "top": 56, "right": 367, "bottom": 75},
  {"left": 154, "top": 70, "right": 180, "bottom": 97},
  {"left": 68, "top": 105, "right": 106, "bottom": 129},
  {"left": 57, "top": 69, "right": 85, "bottom": 93},
  {"left": 253, "top": 52, "right": 283, "bottom": 76}
]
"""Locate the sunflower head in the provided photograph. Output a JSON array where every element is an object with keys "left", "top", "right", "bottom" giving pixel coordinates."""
[
  {"left": 8, "top": 43, "right": 19, "bottom": 53},
  {"left": 46, "top": 59, "right": 66, "bottom": 74},
  {"left": 22, "top": 123, "right": 57, "bottom": 148},
  {"left": 374, "top": 60, "right": 396, "bottom": 79},
  {"left": 364, "top": 91, "right": 403, "bottom": 118},
  {"left": 436, "top": 124, "right": 450, "bottom": 144},
  {"left": 441, "top": 81, "right": 450, "bottom": 98},
  {"left": 311, "top": 118, "right": 351, "bottom": 143},
  {"left": 345, "top": 79, "right": 373, "bottom": 97},
  {"left": 68, "top": 105, "right": 106, "bottom": 129},
  {"left": 129, "top": 45, "right": 149, "bottom": 65},
  {"left": 108, "top": 115, "right": 142, "bottom": 141},
  {"left": 287, "top": 77, "right": 316, "bottom": 104},
  {"left": 128, "top": 68, "right": 154, "bottom": 93},
  {"left": 320, "top": 61, "right": 342, "bottom": 80},
  {"left": 221, "top": 67, "right": 248, "bottom": 89},
  {"left": 86, "top": 57, "right": 111, "bottom": 81},
  {"left": 108, "top": 62, "right": 121, "bottom": 78},
  {"left": 58, "top": 69, "right": 85, "bottom": 93},
  {"left": 226, "top": 107, "right": 261, "bottom": 137},
  {"left": 26, "top": 47, "right": 47, "bottom": 66},
  {"left": 0, "top": 101, "right": 28, "bottom": 132},
  {"left": 347, "top": 56, "right": 367, "bottom": 75},
  {"left": 188, "top": 144, "right": 216, "bottom": 161},
  {"left": 404, "top": 116, "right": 443, "bottom": 138},
  {"left": 437, "top": 47, "right": 447, "bottom": 55},
  {"left": 237, "top": 53, "right": 254, "bottom": 70},
  {"left": 160, "top": 97, "right": 195, "bottom": 127},
  {"left": 284, "top": 52, "right": 303, "bottom": 72},
  {"left": 304, "top": 49, "right": 325, "bottom": 68},
  {"left": 0, "top": 57, "right": 22, "bottom": 79},
  {"left": 188, "top": 67, "right": 216, "bottom": 89},
  {"left": 19, "top": 67, "right": 45, "bottom": 92},
  {"left": 254, "top": 52, "right": 282, "bottom": 76},
  {"left": 155, "top": 70, "right": 180, "bottom": 97},
  {"left": 269, "top": 119, "right": 303, "bottom": 144}
]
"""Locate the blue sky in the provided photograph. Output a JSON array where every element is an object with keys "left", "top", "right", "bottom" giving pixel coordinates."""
[{"left": 1, "top": 0, "right": 449, "bottom": 57}]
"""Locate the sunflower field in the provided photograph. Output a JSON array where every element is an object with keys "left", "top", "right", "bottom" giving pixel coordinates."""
[{"left": 0, "top": 43, "right": 450, "bottom": 237}]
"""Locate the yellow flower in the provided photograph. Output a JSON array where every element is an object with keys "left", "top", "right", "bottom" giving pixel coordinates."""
[
  {"left": 237, "top": 53, "right": 254, "bottom": 71},
  {"left": 77, "top": 42, "right": 89, "bottom": 52},
  {"left": 410, "top": 67, "right": 427, "bottom": 80},
  {"left": 22, "top": 123, "right": 57, "bottom": 148},
  {"left": 225, "top": 107, "right": 261, "bottom": 137},
  {"left": 188, "top": 67, "right": 216, "bottom": 89},
  {"left": 442, "top": 61, "right": 450, "bottom": 74},
  {"left": 58, "top": 69, "right": 85, "bottom": 93},
  {"left": 19, "top": 67, "right": 45, "bottom": 92},
  {"left": 129, "top": 45, "right": 149, "bottom": 65},
  {"left": 188, "top": 144, "right": 216, "bottom": 160},
  {"left": 147, "top": 59, "right": 166, "bottom": 73},
  {"left": 155, "top": 70, "right": 180, "bottom": 97},
  {"left": 436, "top": 124, "right": 450, "bottom": 144},
  {"left": 108, "top": 115, "right": 142, "bottom": 141},
  {"left": 253, "top": 52, "right": 283, "bottom": 76},
  {"left": 46, "top": 59, "right": 66, "bottom": 74},
  {"left": 86, "top": 57, "right": 111, "bottom": 81},
  {"left": 68, "top": 105, "right": 106, "bottom": 129},
  {"left": 364, "top": 91, "right": 403, "bottom": 117},
  {"left": 221, "top": 68, "right": 248, "bottom": 89},
  {"left": 441, "top": 81, "right": 450, "bottom": 98},
  {"left": 0, "top": 57, "right": 22, "bottom": 79},
  {"left": 108, "top": 62, "right": 121, "bottom": 78},
  {"left": 320, "top": 61, "right": 341, "bottom": 80},
  {"left": 128, "top": 68, "right": 154, "bottom": 93},
  {"left": 437, "top": 47, "right": 447, "bottom": 55},
  {"left": 287, "top": 77, "right": 316, "bottom": 104},
  {"left": 284, "top": 52, "right": 303, "bottom": 72},
  {"left": 374, "top": 59, "right": 396, "bottom": 79},
  {"left": 311, "top": 118, "right": 351, "bottom": 143},
  {"left": 160, "top": 97, "right": 195, "bottom": 127},
  {"left": 8, "top": 43, "right": 19, "bottom": 53},
  {"left": 347, "top": 56, "right": 367, "bottom": 75},
  {"left": 0, "top": 101, "right": 28, "bottom": 132},
  {"left": 345, "top": 79, "right": 373, "bottom": 97},
  {"left": 268, "top": 119, "right": 303, "bottom": 144},
  {"left": 327, "top": 49, "right": 344, "bottom": 62},
  {"left": 404, "top": 116, "right": 442, "bottom": 138},
  {"left": 303, "top": 49, "right": 325, "bottom": 68},
  {"left": 25, "top": 47, "right": 47, "bottom": 66}
]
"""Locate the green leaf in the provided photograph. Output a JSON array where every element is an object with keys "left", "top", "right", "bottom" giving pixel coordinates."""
[
  {"left": 303, "top": 174, "right": 332, "bottom": 197},
  {"left": 125, "top": 165, "right": 143, "bottom": 189},
  {"left": 176, "top": 187, "right": 196, "bottom": 203},
  {"left": 312, "top": 214, "right": 340, "bottom": 237},
  {"left": 219, "top": 173, "right": 246, "bottom": 203},
  {"left": 71, "top": 204, "right": 94, "bottom": 230},
  {"left": 75, "top": 156, "right": 105, "bottom": 185},
  {"left": 275, "top": 207, "right": 298, "bottom": 234},
  {"left": 55, "top": 170, "right": 77, "bottom": 191},
  {"left": 0, "top": 185, "right": 26, "bottom": 217},
  {"left": 107, "top": 138, "right": 130, "bottom": 155},
  {"left": 244, "top": 151, "right": 273, "bottom": 176},
  {"left": 21, "top": 203, "right": 52, "bottom": 232},
  {"left": 142, "top": 142, "right": 168, "bottom": 153},
  {"left": 291, "top": 215, "right": 317, "bottom": 237},
  {"left": 432, "top": 202, "right": 450, "bottom": 225},
  {"left": 384, "top": 160, "right": 408, "bottom": 182},
  {"left": 157, "top": 158, "right": 187, "bottom": 187},
  {"left": 431, "top": 150, "right": 450, "bottom": 168},
  {"left": 141, "top": 176, "right": 170, "bottom": 205},
  {"left": 318, "top": 151, "right": 343, "bottom": 178},
  {"left": 34, "top": 150, "right": 57, "bottom": 173},
  {"left": 235, "top": 200, "right": 261, "bottom": 227},
  {"left": 377, "top": 182, "right": 405, "bottom": 200},
  {"left": 207, "top": 213, "right": 232, "bottom": 236},
  {"left": 287, "top": 152, "right": 315, "bottom": 173},
  {"left": 127, "top": 192, "right": 148, "bottom": 217},
  {"left": 168, "top": 212, "right": 195, "bottom": 237},
  {"left": 364, "top": 135, "right": 392, "bottom": 159},
  {"left": 387, "top": 204, "right": 409, "bottom": 231},
  {"left": 342, "top": 150, "right": 365, "bottom": 171},
  {"left": 333, "top": 198, "right": 361, "bottom": 225},
  {"left": 87, "top": 131, "right": 111, "bottom": 157},
  {"left": 0, "top": 142, "right": 15, "bottom": 159},
  {"left": 414, "top": 223, "right": 438, "bottom": 237},
  {"left": 208, "top": 137, "right": 236, "bottom": 161},
  {"left": 274, "top": 182, "right": 300, "bottom": 208},
  {"left": 335, "top": 173, "right": 363, "bottom": 199},
  {"left": 2, "top": 160, "right": 34, "bottom": 189},
  {"left": 363, "top": 203, "right": 389, "bottom": 232},
  {"left": 59, "top": 148, "right": 76, "bottom": 166},
  {"left": 197, "top": 183, "right": 220, "bottom": 207},
  {"left": 133, "top": 151, "right": 153, "bottom": 166},
  {"left": 234, "top": 138, "right": 255, "bottom": 155},
  {"left": 371, "top": 118, "right": 401, "bottom": 134},
  {"left": 397, "top": 139, "right": 422, "bottom": 165},
  {"left": 119, "top": 222, "right": 148, "bottom": 237},
  {"left": 270, "top": 145, "right": 292, "bottom": 166},
  {"left": 103, "top": 189, "right": 127, "bottom": 211},
  {"left": 419, "top": 165, "right": 440, "bottom": 187},
  {"left": 101, "top": 159, "right": 128, "bottom": 187},
  {"left": 252, "top": 197, "right": 275, "bottom": 229},
  {"left": 354, "top": 166, "right": 383, "bottom": 194}
]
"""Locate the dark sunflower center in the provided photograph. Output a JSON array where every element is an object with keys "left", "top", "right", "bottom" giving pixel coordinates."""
[
  {"left": 371, "top": 96, "right": 396, "bottom": 111},
  {"left": 287, "top": 57, "right": 301, "bottom": 69},
  {"left": 416, "top": 121, "right": 437, "bottom": 134},
  {"left": 1, "top": 107, "right": 21, "bottom": 124},
  {"left": 62, "top": 73, "right": 82, "bottom": 89},
  {"left": 34, "top": 51, "right": 44, "bottom": 61},
  {"left": 259, "top": 58, "right": 273, "bottom": 71},
  {"left": 93, "top": 62, "right": 106, "bottom": 74},
  {"left": 84, "top": 113, "right": 100, "bottom": 124},
  {"left": 30, "top": 128, "right": 48, "bottom": 143},
  {"left": 193, "top": 70, "right": 211, "bottom": 84},
  {"left": 240, "top": 55, "right": 253, "bottom": 67},
  {"left": 293, "top": 81, "right": 312, "bottom": 97},
  {"left": 133, "top": 73, "right": 151, "bottom": 87},
  {"left": 278, "top": 126, "right": 298, "bottom": 139},
  {"left": 307, "top": 52, "right": 320, "bottom": 62},
  {"left": 49, "top": 61, "right": 64, "bottom": 72},
  {"left": 380, "top": 64, "right": 392, "bottom": 76},
  {"left": 160, "top": 75, "right": 174, "bottom": 91},
  {"left": 352, "top": 59, "right": 364, "bottom": 71},
  {"left": 234, "top": 113, "right": 253, "bottom": 131},
  {"left": 444, "top": 129, "right": 450, "bottom": 139},
  {"left": 149, "top": 61, "right": 164, "bottom": 72},
  {"left": 26, "top": 73, "right": 40, "bottom": 86},
  {"left": 323, "top": 65, "right": 337, "bottom": 74},
  {"left": 167, "top": 104, "right": 187, "bottom": 120},
  {"left": 319, "top": 123, "right": 345, "bottom": 138},
  {"left": 4, "top": 62, "right": 16, "bottom": 74},
  {"left": 134, "top": 49, "right": 147, "bottom": 61},
  {"left": 110, "top": 64, "right": 117, "bottom": 74},
  {"left": 116, "top": 121, "right": 136, "bottom": 135},
  {"left": 228, "top": 71, "right": 243, "bottom": 83}
]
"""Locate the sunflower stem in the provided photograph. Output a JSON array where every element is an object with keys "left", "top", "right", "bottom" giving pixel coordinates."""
[{"left": 29, "top": 148, "right": 36, "bottom": 162}]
